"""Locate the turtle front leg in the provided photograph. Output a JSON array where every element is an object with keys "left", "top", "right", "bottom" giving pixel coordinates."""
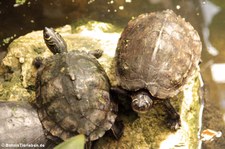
[
  {"left": 33, "top": 57, "right": 43, "bottom": 69},
  {"left": 162, "top": 99, "right": 181, "bottom": 130},
  {"left": 110, "top": 118, "right": 124, "bottom": 140}
]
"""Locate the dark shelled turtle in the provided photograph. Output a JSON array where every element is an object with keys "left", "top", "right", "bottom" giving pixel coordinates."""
[
  {"left": 115, "top": 10, "right": 202, "bottom": 129},
  {"left": 35, "top": 27, "right": 122, "bottom": 143}
]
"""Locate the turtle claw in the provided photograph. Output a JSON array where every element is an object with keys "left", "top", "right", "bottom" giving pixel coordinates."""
[{"left": 167, "top": 116, "right": 181, "bottom": 130}]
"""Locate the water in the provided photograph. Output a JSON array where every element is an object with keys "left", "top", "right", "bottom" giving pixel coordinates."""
[{"left": 0, "top": 0, "right": 225, "bottom": 148}]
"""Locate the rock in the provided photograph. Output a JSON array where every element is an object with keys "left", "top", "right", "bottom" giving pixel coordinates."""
[
  {"left": 0, "top": 20, "right": 203, "bottom": 148},
  {"left": 0, "top": 22, "right": 121, "bottom": 102},
  {"left": 0, "top": 101, "right": 47, "bottom": 145},
  {"left": 95, "top": 76, "right": 204, "bottom": 149}
]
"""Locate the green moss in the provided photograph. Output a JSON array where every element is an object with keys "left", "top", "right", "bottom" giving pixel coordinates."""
[
  {"left": 72, "top": 20, "right": 123, "bottom": 33},
  {"left": 1, "top": 35, "right": 17, "bottom": 47},
  {"left": 190, "top": 78, "right": 202, "bottom": 149},
  {"left": 33, "top": 47, "right": 45, "bottom": 54},
  {"left": 181, "top": 77, "right": 202, "bottom": 149},
  {"left": 15, "top": 0, "right": 27, "bottom": 5},
  {"left": 210, "top": 0, "right": 225, "bottom": 9},
  {"left": 70, "top": 19, "right": 90, "bottom": 29}
]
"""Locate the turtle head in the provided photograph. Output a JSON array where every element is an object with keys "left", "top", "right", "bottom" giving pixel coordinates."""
[
  {"left": 43, "top": 27, "right": 67, "bottom": 54},
  {"left": 131, "top": 91, "right": 153, "bottom": 113}
]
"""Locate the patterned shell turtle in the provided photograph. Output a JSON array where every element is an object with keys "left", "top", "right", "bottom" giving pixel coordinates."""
[
  {"left": 34, "top": 27, "right": 122, "bottom": 143},
  {"left": 115, "top": 10, "right": 202, "bottom": 129}
]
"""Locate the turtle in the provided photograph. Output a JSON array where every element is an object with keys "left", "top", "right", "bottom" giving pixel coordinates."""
[
  {"left": 115, "top": 10, "right": 202, "bottom": 130},
  {"left": 34, "top": 27, "right": 123, "bottom": 144}
]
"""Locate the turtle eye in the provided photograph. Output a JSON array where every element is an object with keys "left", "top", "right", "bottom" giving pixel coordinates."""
[
  {"left": 43, "top": 27, "right": 54, "bottom": 40},
  {"left": 44, "top": 33, "right": 50, "bottom": 39}
]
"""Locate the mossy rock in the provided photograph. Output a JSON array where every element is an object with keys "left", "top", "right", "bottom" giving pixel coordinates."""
[
  {"left": 0, "top": 22, "right": 121, "bottom": 102},
  {"left": 0, "top": 21, "right": 203, "bottom": 148}
]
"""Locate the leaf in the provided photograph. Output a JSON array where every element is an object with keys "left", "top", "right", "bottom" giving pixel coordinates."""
[{"left": 54, "top": 134, "right": 86, "bottom": 149}]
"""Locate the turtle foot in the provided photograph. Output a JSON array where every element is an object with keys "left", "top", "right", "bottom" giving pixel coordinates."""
[
  {"left": 110, "top": 118, "right": 124, "bottom": 140},
  {"left": 166, "top": 115, "right": 181, "bottom": 130},
  {"left": 162, "top": 99, "right": 181, "bottom": 130},
  {"left": 33, "top": 57, "right": 43, "bottom": 69}
]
